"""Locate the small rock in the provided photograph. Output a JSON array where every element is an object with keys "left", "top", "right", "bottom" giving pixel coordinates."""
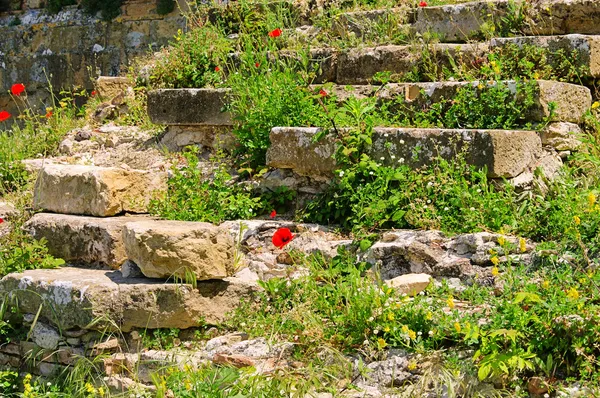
[
  {"left": 92, "top": 338, "right": 120, "bottom": 352},
  {"left": 528, "top": 376, "right": 549, "bottom": 395},
  {"left": 58, "top": 139, "right": 74, "bottom": 155},
  {"left": 384, "top": 273, "right": 431, "bottom": 296},
  {"left": 234, "top": 267, "right": 260, "bottom": 282},
  {"left": 121, "top": 260, "right": 144, "bottom": 279},
  {"left": 74, "top": 130, "right": 92, "bottom": 142},
  {"left": 31, "top": 322, "right": 61, "bottom": 350},
  {"left": 205, "top": 332, "right": 249, "bottom": 354},
  {"left": 212, "top": 353, "right": 255, "bottom": 368}
]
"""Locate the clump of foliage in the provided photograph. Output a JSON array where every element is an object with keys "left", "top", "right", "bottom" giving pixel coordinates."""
[
  {"left": 81, "top": 0, "right": 122, "bottom": 20},
  {"left": 156, "top": 0, "right": 175, "bottom": 15},
  {"left": 45, "top": 0, "right": 76, "bottom": 14}
]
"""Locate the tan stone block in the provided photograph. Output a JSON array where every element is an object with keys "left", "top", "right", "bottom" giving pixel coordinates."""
[
  {"left": 123, "top": 220, "right": 236, "bottom": 280},
  {"left": 25, "top": 213, "right": 152, "bottom": 269},
  {"left": 385, "top": 273, "right": 432, "bottom": 296},
  {"left": 0, "top": 268, "right": 260, "bottom": 332},
  {"left": 33, "top": 164, "right": 167, "bottom": 217},
  {"left": 96, "top": 76, "right": 131, "bottom": 99}
]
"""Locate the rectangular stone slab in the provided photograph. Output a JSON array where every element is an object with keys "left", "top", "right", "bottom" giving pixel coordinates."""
[
  {"left": 336, "top": 43, "right": 488, "bottom": 85},
  {"left": 319, "top": 80, "right": 591, "bottom": 124},
  {"left": 33, "top": 164, "right": 167, "bottom": 217},
  {"left": 24, "top": 213, "right": 153, "bottom": 269},
  {"left": 490, "top": 34, "right": 600, "bottom": 78},
  {"left": 266, "top": 127, "right": 542, "bottom": 178},
  {"left": 0, "top": 268, "right": 259, "bottom": 332},
  {"left": 147, "top": 88, "right": 232, "bottom": 126},
  {"left": 412, "top": 0, "right": 510, "bottom": 42},
  {"left": 523, "top": 0, "right": 600, "bottom": 36},
  {"left": 122, "top": 220, "right": 236, "bottom": 281}
]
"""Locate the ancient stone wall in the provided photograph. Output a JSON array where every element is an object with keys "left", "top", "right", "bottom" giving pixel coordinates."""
[{"left": 0, "top": 0, "right": 186, "bottom": 114}]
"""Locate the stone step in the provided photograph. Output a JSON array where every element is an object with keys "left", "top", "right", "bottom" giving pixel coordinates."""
[
  {"left": 148, "top": 79, "right": 590, "bottom": 132},
  {"left": 0, "top": 267, "right": 259, "bottom": 332},
  {"left": 33, "top": 164, "right": 167, "bottom": 217},
  {"left": 24, "top": 213, "right": 154, "bottom": 270},
  {"left": 489, "top": 34, "right": 600, "bottom": 78},
  {"left": 22, "top": 214, "right": 351, "bottom": 281},
  {"left": 336, "top": 0, "right": 600, "bottom": 42},
  {"left": 266, "top": 127, "right": 543, "bottom": 179}
]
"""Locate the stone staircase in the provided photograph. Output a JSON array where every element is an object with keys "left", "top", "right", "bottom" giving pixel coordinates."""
[{"left": 0, "top": 0, "right": 598, "bottom": 386}]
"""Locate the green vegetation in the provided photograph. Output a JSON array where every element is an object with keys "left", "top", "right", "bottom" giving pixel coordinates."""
[
  {"left": 45, "top": 0, "right": 77, "bottom": 14},
  {"left": 81, "top": 0, "right": 123, "bottom": 20}
]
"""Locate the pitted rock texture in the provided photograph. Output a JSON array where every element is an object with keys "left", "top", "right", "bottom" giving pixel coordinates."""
[
  {"left": 33, "top": 164, "right": 167, "bottom": 216},
  {"left": 268, "top": 127, "right": 543, "bottom": 179},
  {"left": 147, "top": 89, "right": 232, "bottom": 126},
  {"left": 123, "top": 220, "right": 236, "bottom": 280},
  {"left": 24, "top": 213, "right": 152, "bottom": 269},
  {"left": 366, "top": 230, "right": 535, "bottom": 280},
  {"left": 0, "top": 267, "right": 259, "bottom": 331}
]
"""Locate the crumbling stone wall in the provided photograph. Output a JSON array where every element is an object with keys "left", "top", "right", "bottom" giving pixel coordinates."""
[{"left": 0, "top": 0, "right": 186, "bottom": 113}]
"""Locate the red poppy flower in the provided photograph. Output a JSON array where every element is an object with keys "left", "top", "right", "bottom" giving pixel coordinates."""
[
  {"left": 45, "top": 111, "right": 53, "bottom": 118},
  {"left": 319, "top": 89, "right": 328, "bottom": 97},
  {"left": 215, "top": 66, "right": 221, "bottom": 72},
  {"left": 255, "top": 62, "right": 260, "bottom": 67},
  {"left": 270, "top": 210, "right": 277, "bottom": 219},
  {"left": 11, "top": 83, "right": 25, "bottom": 96},
  {"left": 419, "top": 1, "right": 427, "bottom": 6},
  {"left": 0, "top": 110, "right": 11, "bottom": 122},
  {"left": 0, "top": 218, "right": 4, "bottom": 224},
  {"left": 268, "top": 28, "right": 282, "bottom": 38},
  {"left": 272, "top": 227, "right": 294, "bottom": 249},
  {"left": 91, "top": 90, "right": 97, "bottom": 96}
]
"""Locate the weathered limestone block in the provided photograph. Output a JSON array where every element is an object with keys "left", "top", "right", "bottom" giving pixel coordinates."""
[
  {"left": 96, "top": 76, "right": 131, "bottom": 99},
  {"left": 532, "top": 80, "right": 591, "bottom": 123},
  {"left": 24, "top": 213, "right": 152, "bottom": 269},
  {"left": 336, "top": 43, "right": 487, "bottom": 85},
  {"left": 0, "top": 201, "right": 18, "bottom": 220},
  {"left": 123, "top": 220, "right": 236, "bottom": 280},
  {"left": 333, "top": 8, "right": 412, "bottom": 37},
  {"left": 267, "top": 127, "right": 542, "bottom": 179},
  {"left": 539, "top": 122, "right": 583, "bottom": 151},
  {"left": 324, "top": 80, "right": 590, "bottom": 123},
  {"left": 147, "top": 89, "right": 232, "bottom": 125},
  {"left": 266, "top": 127, "right": 337, "bottom": 180},
  {"left": 524, "top": 0, "right": 600, "bottom": 36},
  {"left": 384, "top": 273, "right": 431, "bottom": 296},
  {"left": 160, "top": 125, "right": 236, "bottom": 152},
  {"left": 413, "top": 0, "right": 509, "bottom": 42},
  {"left": 0, "top": 268, "right": 259, "bottom": 331},
  {"left": 33, "top": 164, "right": 167, "bottom": 217},
  {"left": 490, "top": 35, "right": 600, "bottom": 78}
]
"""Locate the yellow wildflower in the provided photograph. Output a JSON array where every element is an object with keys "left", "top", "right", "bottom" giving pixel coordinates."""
[
  {"left": 490, "top": 256, "right": 500, "bottom": 266},
  {"left": 567, "top": 287, "right": 580, "bottom": 300},
  {"left": 491, "top": 266, "right": 499, "bottom": 277},
  {"left": 497, "top": 236, "right": 506, "bottom": 246},
  {"left": 384, "top": 326, "right": 391, "bottom": 333},
  {"left": 377, "top": 338, "right": 387, "bottom": 349},
  {"left": 425, "top": 311, "right": 433, "bottom": 320},
  {"left": 401, "top": 325, "right": 409, "bottom": 333},
  {"left": 85, "top": 382, "right": 96, "bottom": 394},
  {"left": 519, "top": 237, "right": 527, "bottom": 253},
  {"left": 447, "top": 296, "right": 455, "bottom": 309},
  {"left": 477, "top": 83, "right": 484, "bottom": 90},
  {"left": 542, "top": 280, "right": 550, "bottom": 289},
  {"left": 408, "top": 330, "right": 417, "bottom": 340},
  {"left": 98, "top": 387, "right": 105, "bottom": 397},
  {"left": 589, "top": 192, "right": 597, "bottom": 208},
  {"left": 454, "top": 322, "right": 462, "bottom": 333},
  {"left": 533, "top": 72, "right": 540, "bottom": 79},
  {"left": 407, "top": 361, "right": 417, "bottom": 371},
  {"left": 592, "top": 101, "right": 600, "bottom": 110},
  {"left": 574, "top": 215, "right": 581, "bottom": 225},
  {"left": 387, "top": 312, "right": 395, "bottom": 321}
]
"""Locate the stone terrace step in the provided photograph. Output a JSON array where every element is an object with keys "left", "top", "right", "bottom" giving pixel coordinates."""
[
  {"left": 337, "top": 0, "right": 600, "bottom": 42},
  {"left": 266, "top": 127, "right": 542, "bottom": 179},
  {"left": 33, "top": 164, "right": 167, "bottom": 217},
  {"left": 490, "top": 34, "right": 600, "bottom": 78},
  {"left": 148, "top": 80, "right": 591, "bottom": 128},
  {"left": 0, "top": 267, "right": 259, "bottom": 331},
  {"left": 24, "top": 213, "right": 154, "bottom": 270}
]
